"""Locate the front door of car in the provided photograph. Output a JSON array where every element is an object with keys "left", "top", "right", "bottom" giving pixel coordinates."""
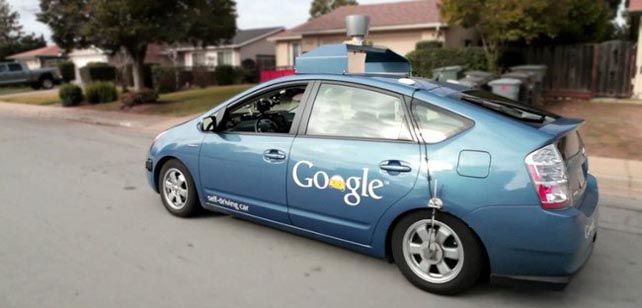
[
  {"left": 287, "top": 82, "right": 422, "bottom": 245},
  {"left": 5, "top": 63, "right": 28, "bottom": 84},
  {"left": 199, "top": 82, "right": 311, "bottom": 223}
]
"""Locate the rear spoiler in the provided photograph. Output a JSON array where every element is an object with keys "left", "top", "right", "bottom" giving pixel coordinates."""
[{"left": 538, "top": 117, "right": 584, "bottom": 138}]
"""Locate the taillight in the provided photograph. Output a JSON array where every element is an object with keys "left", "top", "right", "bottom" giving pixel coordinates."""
[{"left": 525, "top": 144, "right": 570, "bottom": 210}]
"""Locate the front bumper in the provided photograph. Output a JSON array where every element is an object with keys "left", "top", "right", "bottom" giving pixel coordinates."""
[{"left": 465, "top": 175, "right": 599, "bottom": 283}]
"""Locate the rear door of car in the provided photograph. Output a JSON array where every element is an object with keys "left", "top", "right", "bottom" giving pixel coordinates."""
[
  {"left": 4, "top": 63, "right": 29, "bottom": 84},
  {"left": 286, "top": 81, "right": 422, "bottom": 245}
]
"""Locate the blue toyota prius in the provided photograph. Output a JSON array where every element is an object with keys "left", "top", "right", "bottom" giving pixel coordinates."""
[{"left": 145, "top": 42, "right": 599, "bottom": 295}]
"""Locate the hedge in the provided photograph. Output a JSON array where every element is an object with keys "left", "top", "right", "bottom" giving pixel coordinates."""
[
  {"left": 79, "top": 62, "right": 117, "bottom": 83},
  {"left": 406, "top": 41, "right": 488, "bottom": 78},
  {"left": 59, "top": 84, "right": 83, "bottom": 107},
  {"left": 85, "top": 81, "right": 118, "bottom": 104},
  {"left": 57, "top": 61, "right": 76, "bottom": 83}
]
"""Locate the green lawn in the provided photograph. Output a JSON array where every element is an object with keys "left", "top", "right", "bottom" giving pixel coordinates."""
[
  {"left": 0, "top": 86, "right": 32, "bottom": 96},
  {"left": 0, "top": 85, "right": 254, "bottom": 116}
]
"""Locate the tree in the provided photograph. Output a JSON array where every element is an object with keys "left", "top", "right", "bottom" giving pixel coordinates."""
[
  {"left": 0, "top": 1, "right": 46, "bottom": 61},
  {"left": 0, "top": 0, "right": 22, "bottom": 44},
  {"left": 310, "top": 0, "right": 358, "bottom": 18},
  {"left": 38, "top": 0, "right": 237, "bottom": 91},
  {"left": 538, "top": 0, "right": 617, "bottom": 44},
  {"left": 441, "top": 0, "right": 566, "bottom": 72}
]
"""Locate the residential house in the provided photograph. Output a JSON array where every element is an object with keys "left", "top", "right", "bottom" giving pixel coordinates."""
[
  {"left": 6, "top": 46, "right": 66, "bottom": 69},
  {"left": 268, "top": 0, "right": 478, "bottom": 69},
  {"left": 170, "top": 27, "right": 284, "bottom": 70},
  {"left": 629, "top": 0, "right": 642, "bottom": 98}
]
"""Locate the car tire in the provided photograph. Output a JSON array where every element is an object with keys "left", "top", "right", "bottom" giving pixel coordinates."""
[
  {"left": 391, "top": 211, "right": 483, "bottom": 295},
  {"left": 40, "top": 77, "right": 54, "bottom": 90},
  {"left": 158, "top": 159, "right": 201, "bottom": 218}
]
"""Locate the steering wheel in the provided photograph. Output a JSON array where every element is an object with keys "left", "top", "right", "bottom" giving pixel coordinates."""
[{"left": 255, "top": 116, "right": 280, "bottom": 133}]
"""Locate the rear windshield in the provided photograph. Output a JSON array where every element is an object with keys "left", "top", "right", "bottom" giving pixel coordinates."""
[{"left": 449, "top": 90, "right": 559, "bottom": 126}]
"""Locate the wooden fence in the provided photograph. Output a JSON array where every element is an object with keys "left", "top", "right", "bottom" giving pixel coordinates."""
[{"left": 515, "top": 40, "right": 636, "bottom": 99}]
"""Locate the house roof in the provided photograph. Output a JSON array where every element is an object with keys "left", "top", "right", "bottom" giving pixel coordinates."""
[
  {"left": 7, "top": 46, "right": 63, "bottom": 59},
  {"left": 630, "top": 0, "right": 642, "bottom": 12},
  {"left": 172, "top": 27, "right": 284, "bottom": 51},
  {"left": 271, "top": 0, "right": 443, "bottom": 41}
]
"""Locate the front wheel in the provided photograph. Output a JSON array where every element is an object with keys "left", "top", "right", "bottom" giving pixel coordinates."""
[
  {"left": 391, "top": 211, "right": 483, "bottom": 295},
  {"left": 159, "top": 159, "right": 201, "bottom": 217}
]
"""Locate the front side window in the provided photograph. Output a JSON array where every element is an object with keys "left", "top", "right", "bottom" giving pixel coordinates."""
[
  {"left": 412, "top": 101, "right": 472, "bottom": 143},
  {"left": 306, "top": 84, "right": 412, "bottom": 141},
  {"left": 221, "top": 84, "right": 307, "bottom": 134},
  {"left": 8, "top": 64, "right": 22, "bottom": 72}
]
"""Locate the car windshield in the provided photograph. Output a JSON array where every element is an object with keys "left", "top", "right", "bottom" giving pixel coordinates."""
[{"left": 450, "top": 89, "right": 559, "bottom": 125}]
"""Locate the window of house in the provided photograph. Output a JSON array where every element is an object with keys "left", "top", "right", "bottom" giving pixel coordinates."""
[
  {"left": 412, "top": 100, "right": 472, "bottom": 143},
  {"left": 217, "top": 50, "right": 233, "bottom": 66},
  {"left": 192, "top": 52, "right": 206, "bottom": 67},
  {"left": 306, "top": 84, "right": 412, "bottom": 141},
  {"left": 256, "top": 55, "right": 276, "bottom": 70},
  {"left": 290, "top": 42, "right": 301, "bottom": 66}
]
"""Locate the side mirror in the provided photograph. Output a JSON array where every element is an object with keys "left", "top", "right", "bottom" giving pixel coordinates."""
[{"left": 199, "top": 115, "right": 218, "bottom": 132}]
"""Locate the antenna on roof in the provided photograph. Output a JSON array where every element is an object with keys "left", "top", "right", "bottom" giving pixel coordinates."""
[{"left": 345, "top": 15, "right": 370, "bottom": 46}]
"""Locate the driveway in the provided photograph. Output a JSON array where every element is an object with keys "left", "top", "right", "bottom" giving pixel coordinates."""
[{"left": 1, "top": 111, "right": 641, "bottom": 308}]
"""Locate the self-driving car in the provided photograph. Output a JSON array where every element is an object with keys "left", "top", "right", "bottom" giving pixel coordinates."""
[{"left": 146, "top": 24, "right": 598, "bottom": 295}]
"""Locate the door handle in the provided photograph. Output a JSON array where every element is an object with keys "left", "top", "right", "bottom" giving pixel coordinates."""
[
  {"left": 264, "top": 149, "right": 286, "bottom": 161},
  {"left": 380, "top": 160, "right": 412, "bottom": 173}
]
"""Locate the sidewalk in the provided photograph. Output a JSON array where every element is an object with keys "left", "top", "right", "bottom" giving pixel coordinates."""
[
  {"left": 1, "top": 101, "right": 640, "bottom": 204},
  {"left": 0, "top": 102, "right": 192, "bottom": 134}
]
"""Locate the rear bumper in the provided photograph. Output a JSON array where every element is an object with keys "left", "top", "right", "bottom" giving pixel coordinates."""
[{"left": 465, "top": 175, "right": 599, "bottom": 282}]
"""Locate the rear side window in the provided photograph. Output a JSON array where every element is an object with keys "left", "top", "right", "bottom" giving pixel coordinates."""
[
  {"left": 412, "top": 101, "right": 472, "bottom": 143},
  {"left": 306, "top": 83, "right": 412, "bottom": 141}
]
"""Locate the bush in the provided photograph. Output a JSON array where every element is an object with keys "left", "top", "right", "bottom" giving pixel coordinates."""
[
  {"left": 240, "top": 59, "right": 259, "bottom": 84},
  {"left": 151, "top": 65, "right": 178, "bottom": 93},
  {"left": 85, "top": 81, "right": 118, "bottom": 104},
  {"left": 193, "top": 66, "right": 216, "bottom": 88},
  {"left": 120, "top": 88, "right": 158, "bottom": 108},
  {"left": 57, "top": 61, "right": 76, "bottom": 83},
  {"left": 415, "top": 40, "right": 444, "bottom": 50},
  {"left": 59, "top": 84, "right": 83, "bottom": 107},
  {"left": 79, "top": 62, "right": 117, "bottom": 83},
  {"left": 406, "top": 46, "right": 488, "bottom": 78},
  {"left": 215, "top": 65, "right": 241, "bottom": 86}
]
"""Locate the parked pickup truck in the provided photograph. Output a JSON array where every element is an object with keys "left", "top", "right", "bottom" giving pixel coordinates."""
[{"left": 0, "top": 62, "right": 63, "bottom": 90}]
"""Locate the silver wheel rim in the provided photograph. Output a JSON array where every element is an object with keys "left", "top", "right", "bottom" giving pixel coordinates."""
[
  {"left": 402, "top": 219, "right": 464, "bottom": 284},
  {"left": 162, "top": 168, "right": 188, "bottom": 210},
  {"left": 43, "top": 79, "right": 53, "bottom": 89}
]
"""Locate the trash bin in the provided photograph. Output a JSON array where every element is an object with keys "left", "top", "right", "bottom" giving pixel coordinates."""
[
  {"left": 432, "top": 66, "right": 464, "bottom": 82},
  {"left": 502, "top": 71, "right": 536, "bottom": 104},
  {"left": 488, "top": 78, "right": 522, "bottom": 101},
  {"left": 510, "top": 65, "right": 547, "bottom": 83},
  {"left": 458, "top": 70, "right": 494, "bottom": 88}
]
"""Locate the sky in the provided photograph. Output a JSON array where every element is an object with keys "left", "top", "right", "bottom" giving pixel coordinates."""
[{"left": 6, "top": 0, "right": 404, "bottom": 43}]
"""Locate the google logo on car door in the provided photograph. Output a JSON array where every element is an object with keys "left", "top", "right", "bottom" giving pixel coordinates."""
[{"left": 292, "top": 160, "right": 384, "bottom": 206}]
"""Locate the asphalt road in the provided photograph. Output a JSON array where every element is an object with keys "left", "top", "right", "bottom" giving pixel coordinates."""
[{"left": 1, "top": 112, "right": 641, "bottom": 308}]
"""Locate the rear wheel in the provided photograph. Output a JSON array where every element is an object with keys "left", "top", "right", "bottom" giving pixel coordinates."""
[
  {"left": 40, "top": 77, "right": 54, "bottom": 90},
  {"left": 159, "top": 159, "right": 201, "bottom": 217},
  {"left": 391, "top": 211, "right": 483, "bottom": 295}
]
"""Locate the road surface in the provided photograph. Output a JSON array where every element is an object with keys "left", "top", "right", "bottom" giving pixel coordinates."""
[{"left": 1, "top": 111, "right": 641, "bottom": 308}]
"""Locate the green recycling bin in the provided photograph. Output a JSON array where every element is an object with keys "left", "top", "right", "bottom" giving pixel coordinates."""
[
  {"left": 488, "top": 78, "right": 522, "bottom": 101},
  {"left": 510, "top": 65, "right": 547, "bottom": 83},
  {"left": 432, "top": 66, "right": 464, "bottom": 82}
]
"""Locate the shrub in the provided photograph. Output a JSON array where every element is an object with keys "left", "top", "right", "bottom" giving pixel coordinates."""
[
  {"left": 193, "top": 66, "right": 215, "bottom": 88},
  {"left": 120, "top": 88, "right": 158, "bottom": 108},
  {"left": 59, "top": 84, "right": 83, "bottom": 107},
  {"left": 151, "top": 65, "right": 178, "bottom": 93},
  {"left": 215, "top": 65, "right": 240, "bottom": 85},
  {"left": 57, "top": 61, "right": 76, "bottom": 83},
  {"left": 240, "top": 59, "right": 259, "bottom": 84},
  {"left": 79, "top": 62, "right": 117, "bottom": 83},
  {"left": 415, "top": 40, "right": 444, "bottom": 50},
  {"left": 85, "top": 81, "right": 118, "bottom": 104},
  {"left": 406, "top": 46, "right": 487, "bottom": 78}
]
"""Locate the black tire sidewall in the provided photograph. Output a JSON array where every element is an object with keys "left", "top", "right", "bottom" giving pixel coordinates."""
[
  {"left": 391, "top": 211, "right": 483, "bottom": 295},
  {"left": 159, "top": 159, "right": 200, "bottom": 217}
]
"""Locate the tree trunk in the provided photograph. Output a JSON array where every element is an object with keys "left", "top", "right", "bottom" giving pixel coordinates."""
[{"left": 127, "top": 45, "right": 148, "bottom": 91}]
